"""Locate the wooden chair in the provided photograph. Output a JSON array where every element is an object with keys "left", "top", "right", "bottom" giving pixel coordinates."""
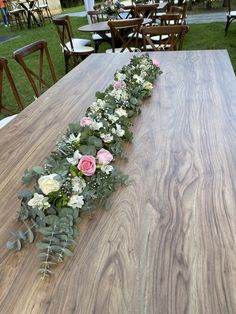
[
  {"left": 13, "top": 40, "right": 57, "bottom": 98},
  {"left": 53, "top": 16, "right": 94, "bottom": 73},
  {"left": 7, "top": 0, "right": 27, "bottom": 30},
  {"left": 107, "top": 18, "right": 143, "bottom": 53},
  {"left": 169, "top": 2, "right": 188, "bottom": 24},
  {"left": 38, "top": 0, "right": 52, "bottom": 22},
  {"left": 160, "top": 13, "right": 183, "bottom": 25},
  {"left": 142, "top": 25, "right": 189, "bottom": 51},
  {"left": 0, "top": 57, "right": 23, "bottom": 115},
  {"left": 225, "top": 0, "right": 236, "bottom": 35},
  {"left": 134, "top": 4, "right": 158, "bottom": 23},
  {"left": 87, "top": 10, "right": 111, "bottom": 52}
]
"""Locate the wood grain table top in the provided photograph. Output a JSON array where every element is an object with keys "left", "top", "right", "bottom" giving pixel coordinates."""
[
  {"left": 1, "top": 50, "right": 236, "bottom": 314},
  {"left": 79, "top": 18, "right": 152, "bottom": 32}
]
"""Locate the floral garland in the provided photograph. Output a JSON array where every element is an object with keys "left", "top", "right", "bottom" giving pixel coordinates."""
[{"left": 6, "top": 54, "right": 162, "bottom": 278}]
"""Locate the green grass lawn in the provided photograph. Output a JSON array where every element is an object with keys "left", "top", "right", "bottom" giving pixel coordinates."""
[{"left": 0, "top": 10, "right": 236, "bottom": 118}]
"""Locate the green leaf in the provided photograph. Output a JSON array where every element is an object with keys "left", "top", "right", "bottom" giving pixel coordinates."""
[
  {"left": 27, "top": 229, "right": 34, "bottom": 243},
  {"left": 44, "top": 215, "right": 60, "bottom": 226},
  {"left": 16, "top": 239, "right": 21, "bottom": 250},
  {"left": 88, "top": 136, "right": 103, "bottom": 149},
  {"left": 22, "top": 169, "right": 33, "bottom": 186},
  {"left": 63, "top": 248, "right": 73, "bottom": 257},
  {"left": 18, "top": 190, "right": 33, "bottom": 201},
  {"left": 32, "top": 166, "right": 44, "bottom": 175},
  {"left": 6, "top": 240, "right": 15, "bottom": 250},
  {"left": 37, "top": 243, "right": 51, "bottom": 249},
  {"left": 79, "top": 145, "right": 97, "bottom": 156}
]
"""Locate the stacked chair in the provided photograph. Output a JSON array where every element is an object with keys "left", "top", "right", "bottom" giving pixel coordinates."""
[
  {"left": 7, "top": 0, "right": 27, "bottom": 30},
  {"left": 53, "top": 15, "right": 94, "bottom": 73}
]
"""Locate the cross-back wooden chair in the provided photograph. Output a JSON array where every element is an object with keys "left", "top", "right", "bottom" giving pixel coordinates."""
[
  {"left": 160, "top": 13, "right": 183, "bottom": 25},
  {"left": 225, "top": 0, "right": 236, "bottom": 35},
  {"left": 53, "top": 16, "right": 94, "bottom": 73},
  {"left": 134, "top": 4, "right": 158, "bottom": 23},
  {"left": 87, "top": 10, "right": 111, "bottom": 52},
  {"left": 38, "top": 0, "right": 52, "bottom": 22},
  {"left": 7, "top": 0, "right": 27, "bottom": 30},
  {"left": 12, "top": 40, "right": 57, "bottom": 98},
  {"left": 169, "top": 2, "right": 188, "bottom": 24},
  {"left": 142, "top": 25, "right": 189, "bottom": 51},
  {"left": 0, "top": 57, "right": 23, "bottom": 116},
  {"left": 107, "top": 18, "right": 143, "bottom": 53}
]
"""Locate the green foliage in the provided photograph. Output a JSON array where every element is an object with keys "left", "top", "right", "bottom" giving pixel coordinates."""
[{"left": 6, "top": 54, "right": 161, "bottom": 278}]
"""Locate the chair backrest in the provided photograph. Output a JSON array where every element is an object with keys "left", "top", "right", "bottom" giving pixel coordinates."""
[
  {"left": 108, "top": 18, "right": 143, "bottom": 52},
  {"left": 160, "top": 13, "right": 183, "bottom": 25},
  {"left": 53, "top": 15, "right": 74, "bottom": 53},
  {"left": 0, "top": 57, "right": 23, "bottom": 114},
  {"left": 13, "top": 40, "right": 56, "bottom": 98},
  {"left": 142, "top": 25, "right": 189, "bottom": 51},
  {"left": 169, "top": 2, "right": 187, "bottom": 22},
  {"left": 134, "top": 4, "right": 158, "bottom": 22},
  {"left": 87, "top": 10, "right": 105, "bottom": 23}
]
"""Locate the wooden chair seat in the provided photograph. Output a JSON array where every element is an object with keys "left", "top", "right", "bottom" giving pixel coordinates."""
[
  {"left": 92, "top": 33, "right": 111, "bottom": 40},
  {"left": 65, "top": 42, "right": 94, "bottom": 54},
  {"left": 227, "top": 10, "right": 236, "bottom": 16},
  {"left": 53, "top": 15, "right": 94, "bottom": 72}
]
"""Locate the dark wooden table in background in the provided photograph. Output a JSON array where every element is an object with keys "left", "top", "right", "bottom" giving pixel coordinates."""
[{"left": 0, "top": 50, "right": 236, "bottom": 314}]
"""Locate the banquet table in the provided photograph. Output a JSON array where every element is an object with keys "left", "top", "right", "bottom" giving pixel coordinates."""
[{"left": 1, "top": 50, "right": 236, "bottom": 314}]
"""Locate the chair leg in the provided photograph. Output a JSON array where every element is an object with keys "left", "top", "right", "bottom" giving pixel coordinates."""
[{"left": 225, "top": 17, "right": 231, "bottom": 36}]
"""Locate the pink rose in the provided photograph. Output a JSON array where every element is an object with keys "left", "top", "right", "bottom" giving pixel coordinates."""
[
  {"left": 113, "top": 80, "right": 126, "bottom": 90},
  {"left": 80, "top": 117, "right": 93, "bottom": 127},
  {"left": 78, "top": 155, "right": 96, "bottom": 176},
  {"left": 97, "top": 148, "right": 113, "bottom": 165},
  {"left": 152, "top": 59, "right": 160, "bottom": 67}
]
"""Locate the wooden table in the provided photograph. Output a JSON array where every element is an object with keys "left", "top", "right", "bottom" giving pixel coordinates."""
[
  {"left": 1, "top": 50, "right": 236, "bottom": 314},
  {"left": 79, "top": 17, "right": 152, "bottom": 33}
]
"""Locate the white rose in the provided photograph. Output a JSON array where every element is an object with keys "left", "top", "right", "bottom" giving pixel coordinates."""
[
  {"left": 38, "top": 174, "right": 62, "bottom": 195},
  {"left": 71, "top": 177, "right": 86, "bottom": 193},
  {"left": 28, "top": 193, "right": 50, "bottom": 210},
  {"left": 68, "top": 195, "right": 84, "bottom": 209}
]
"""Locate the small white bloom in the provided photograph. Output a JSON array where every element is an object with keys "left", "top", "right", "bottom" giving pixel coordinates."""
[
  {"left": 71, "top": 177, "right": 86, "bottom": 193},
  {"left": 68, "top": 195, "right": 84, "bottom": 209},
  {"left": 100, "top": 133, "right": 113, "bottom": 143},
  {"left": 133, "top": 74, "right": 144, "bottom": 84},
  {"left": 116, "top": 72, "right": 126, "bottom": 81},
  {"left": 28, "top": 193, "right": 50, "bottom": 210},
  {"left": 109, "top": 89, "right": 128, "bottom": 101},
  {"left": 90, "top": 121, "right": 103, "bottom": 131},
  {"left": 112, "top": 124, "right": 125, "bottom": 137},
  {"left": 107, "top": 113, "right": 119, "bottom": 123},
  {"left": 38, "top": 174, "right": 62, "bottom": 195},
  {"left": 101, "top": 165, "right": 113, "bottom": 174},
  {"left": 66, "top": 150, "right": 82, "bottom": 165},
  {"left": 66, "top": 133, "right": 81, "bottom": 144},
  {"left": 143, "top": 81, "right": 153, "bottom": 91},
  {"left": 115, "top": 108, "right": 127, "bottom": 117}
]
